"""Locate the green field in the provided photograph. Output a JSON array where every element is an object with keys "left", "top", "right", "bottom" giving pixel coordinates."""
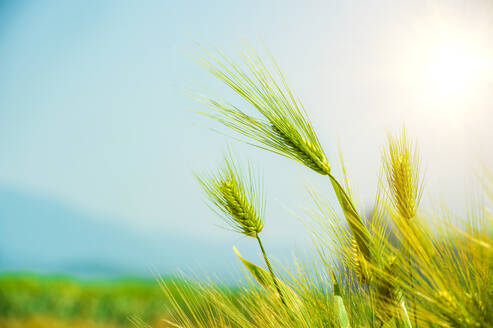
[{"left": 0, "top": 273, "right": 186, "bottom": 328}]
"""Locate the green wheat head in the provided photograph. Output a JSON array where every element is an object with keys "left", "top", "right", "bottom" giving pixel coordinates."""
[
  {"left": 194, "top": 45, "right": 330, "bottom": 176},
  {"left": 196, "top": 154, "right": 264, "bottom": 237}
]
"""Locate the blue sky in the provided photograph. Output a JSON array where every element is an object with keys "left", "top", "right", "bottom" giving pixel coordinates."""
[{"left": 1, "top": 1, "right": 492, "bottom": 277}]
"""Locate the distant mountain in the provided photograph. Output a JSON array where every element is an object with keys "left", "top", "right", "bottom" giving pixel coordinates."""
[{"left": 0, "top": 186, "right": 242, "bottom": 280}]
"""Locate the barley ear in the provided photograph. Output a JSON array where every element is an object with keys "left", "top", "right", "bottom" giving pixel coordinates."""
[
  {"left": 195, "top": 154, "right": 264, "bottom": 237},
  {"left": 350, "top": 238, "right": 371, "bottom": 284},
  {"left": 194, "top": 44, "right": 331, "bottom": 176},
  {"left": 383, "top": 127, "right": 422, "bottom": 222}
]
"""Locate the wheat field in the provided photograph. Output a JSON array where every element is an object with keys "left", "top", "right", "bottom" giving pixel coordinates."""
[{"left": 149, "top": 45, "right": 493, "bottom": 328}]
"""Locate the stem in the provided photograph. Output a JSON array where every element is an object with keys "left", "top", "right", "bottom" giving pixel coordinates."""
[
  {"left": 400, "top": 299, "right": 413, "bottom": 328},
  {"left": 255, "top": 233, "right": 287, "bottom": 306},
  {"left": 369, "top": 286, "right": 379, "bottom": 328},
  {"left": 409, "top": 251, "right": 418, "bottom": 328}
]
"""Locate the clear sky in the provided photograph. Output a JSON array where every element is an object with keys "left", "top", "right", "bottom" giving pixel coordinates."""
[{"left": 1, "top": 0, "right": 492, "bottom": 277}]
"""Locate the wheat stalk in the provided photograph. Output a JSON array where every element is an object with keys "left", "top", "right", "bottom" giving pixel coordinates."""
[
  {"left": 196, "top": 154, "right": 286, "bottom": 306},
  {"left": 382, "top": 128, "right": 423, "bottom": 328}
]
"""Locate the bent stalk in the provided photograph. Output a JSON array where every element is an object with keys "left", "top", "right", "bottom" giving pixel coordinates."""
[{"left": 256, "top": 233, "right": 287, "bottom": 306}]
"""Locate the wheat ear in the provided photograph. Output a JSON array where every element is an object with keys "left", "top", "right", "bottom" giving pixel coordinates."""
[
  {"left": 196, "top": 155, "right": 264, "bottom": 237},
  {"left": 196, "top": 154, "right": 286, "bottom": 305},
  {"left": 383, "top": 128, "right": 422, "bottom": 222},
  {"left": 194, "top": 44, "right": 331, "bottom": 176},
  {"left": 383, "top": 128, "right": 423, "bottom": 328}
]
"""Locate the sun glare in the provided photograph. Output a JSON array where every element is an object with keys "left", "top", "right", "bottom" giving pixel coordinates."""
[
  {"left": 395, "top": 11, "right": 492, "bottom": 110},
  {"left": 425, "top": 40, "right": 488, "bottom": 97}
]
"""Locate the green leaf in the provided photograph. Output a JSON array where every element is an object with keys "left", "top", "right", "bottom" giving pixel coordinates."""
[
  {"left": 400, "top": 299, "right": 413, "bottom": 328},
  {"left": 233, "top": 247, "right": 299, "bottom": 307},
  {"left": 333, "top": 276, "right": 351, "bottom": 328},
  {"left": 329, "top": 174, "right": 372, "bottom": 262}
]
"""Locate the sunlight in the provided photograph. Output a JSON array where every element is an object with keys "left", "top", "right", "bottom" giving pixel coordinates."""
[
  {"left": 425, "top": 39, "right": 488, "bottom": 98},
  {"left": 394, "top": 11, "right": 492, "bottom": 111}
]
